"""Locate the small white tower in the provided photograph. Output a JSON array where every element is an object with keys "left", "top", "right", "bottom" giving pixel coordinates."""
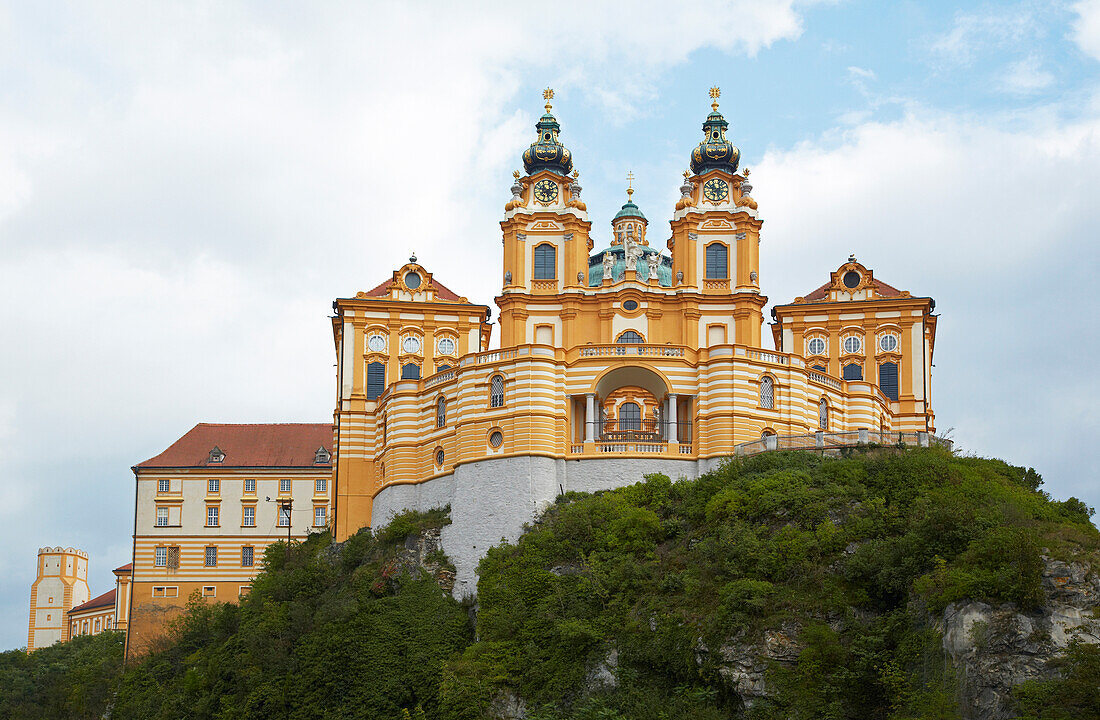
[{"left": 27, "top": 546, "right": 90, "bottom": 651}]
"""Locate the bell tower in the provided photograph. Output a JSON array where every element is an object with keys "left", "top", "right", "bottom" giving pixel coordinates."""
[
  {"left": 498, "top": 89, "right": 592, "bottom": 347},
  {"left": 669, "top": 88, "right": 766, "bottom": 347}
]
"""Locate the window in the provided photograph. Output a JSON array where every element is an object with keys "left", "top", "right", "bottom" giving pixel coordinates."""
[
  {"left": 280, "top": 478, "right": 291, "bottom": 493},
  {"left": 278, "top": 506, "right": 290, "bottom": 527},
  {"left": 402, "top": 336, "right": 422, "bottom": 354},
  {"left": 489, "top": 430, "right": 504, "bottom": 448},
  {"left": 158, "top": 478, "right": 170, "bottom": 493},
  {"left": 368, "top": 334, "right": 386, "bottom": 352},
  {"left": 618, "top": 402, "right": 641, "bottom": 431},
  {"left": 879, "top": 334, "right": 898, "bottom": 352},
  {"left": 156, "top": 507, "right": 169, "bottom": 527},
  {"left": 105, "top": 618, "right": 111, "bottom": 629},
  {"left": 401, "top": 363, "right": 420, "bottom": 380},
  {"left": 807, "top": 337, "right": 826, "bottom": 355},
  {"left": 436, "top": 396, "right": 447, "bottom": 428},
  {"left": 435, "top": 448, "right": 445, "bottom": 466},
  {"left": 204, "top": 547, "right": 217, "bottom": 567},
  {"left": 242, "top": 546, "right": 254, "bottom": 567},
  {"left": 404, "top": 271, "right": 421, "bottom": 289},
  {"left": 94, "top": 619, "right": 100, "bottom": 632},
  {"left": 616, "top": 330, "right": 644, "bottom": 344},
  {"left": 206, "top": 506, "right": 219, "bottom": 527},
  {"left": 705, "top": 243, "right": 728, "bottom": 279},
  {"left": 843, "top": 364, "right": 863, "bottom": 380},
  {"left": 153, "top": 586, "right": 178, "bottom": 598},
  {"left": 811, "top": 364, "right": 826, "bottom": 372},
  {"left": 843, "top": 336, "right": 862, "bottom": 354},
  {"left": 202, "top": 586, "right": 216, "bottom": 598},
  {"left": 533, "top": 244, "right": 556, "bottom": 280},
  {"left": 154, "top": 547, "right": 167, "bottom": 567},
  {"left": 490, "top": 375, "right": 505, "bottom": 408},
  {"left": 818, "top": 398, "right": 828, "bottom": 430},
  {"left": 82, "top": 621, "right": 88, "bottom": 634},
  {"left": 314, "top": 506, "right": 327, "bottom": 526},
  {"left": 843, "top": 270, "right": 861, "bottom": 289},
  {"left": 315, "top": 477, "right": 327, "bottom": 493},
  {"left": 436, "top": 364, "right": 452, "bottom": 372},
  {"left": 759, "top": 376, "right": 774, "bottom": 409},
  {"left": 366, "top": 361, "right": 385, "bottom": 400},
  {"left": 879, "top": 362, "right": 899, "bottom": 401},
  {"left": 622, "top": 300, "right": 638, "bottom": 311},
  {"left": 437, "top": 337, "right": 455, "bottom": 355},
  {"left": 167, "top": 547, "right": 179, "bottom": 569},
  {"left": 244, "top": 478, "right": 255, "bottom": 494},
  {"left": 242, "top": 506, "right": 255, "bottom": 527}
]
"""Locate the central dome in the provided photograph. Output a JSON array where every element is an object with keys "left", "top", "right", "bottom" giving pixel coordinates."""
[
  {"left": 690, "top": 92, "right": 740, "bottom": 175},
  {"left": 522, "top": 92, "right": 573, "bottom": 177}
]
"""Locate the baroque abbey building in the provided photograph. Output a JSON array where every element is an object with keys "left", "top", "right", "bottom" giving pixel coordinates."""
[
  {"left": 41, "top": 89, "right": 942, "bottom": 655},
  {"left": 329, "top": 89, "right": 941, "bottom": 595}
]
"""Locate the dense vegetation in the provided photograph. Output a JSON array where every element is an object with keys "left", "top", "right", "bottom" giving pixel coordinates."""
[
  {"left": 4, "top": 448, "right": 1098, "bottom": 719},
  {"left": 0, "top": 631, "right": 123, "bottom": 719}
]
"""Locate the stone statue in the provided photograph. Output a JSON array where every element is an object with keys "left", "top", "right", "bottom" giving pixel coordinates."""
[
  {"left": 602, "top": 250, "right": 615, "bottom": 281},
  {"left": 647, "top": 252, "right": 660, "bottom": 281}
]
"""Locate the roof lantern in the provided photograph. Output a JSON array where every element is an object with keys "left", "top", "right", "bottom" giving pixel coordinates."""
[
  {"left": 689, "top": 87, "right": 740, "bottom": 175},
  {"left": 521, "top": 88, "right": 574, "bottom": 176}
]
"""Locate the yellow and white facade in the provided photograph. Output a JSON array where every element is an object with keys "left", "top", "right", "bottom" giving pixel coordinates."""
[
  {"left": 330, "top": 90, "right": 942, "bottom": 596},
  {"left": 27, "top": 546, "right": 91, "bottom": 651},
  {"left": 127, "top": 423, "right": 333, "bottom": 654}
]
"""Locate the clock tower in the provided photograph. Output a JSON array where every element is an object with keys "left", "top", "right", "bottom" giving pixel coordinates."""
[{"left": 498, "top": 89, "right": 593, "bottom": 346}]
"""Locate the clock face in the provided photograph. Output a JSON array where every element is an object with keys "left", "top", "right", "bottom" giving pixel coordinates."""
[
  {"left": 533, "top": 179, "right": 558, "bottom": 203},
  {"left": 402, "top": 336, "right": 421, "bottom": 354},
  {"left": 367, "top": 335, "right": 386, "bottom": 352},
  {"left": 703, "top": 178, "right": 728, "bottom": 202}
]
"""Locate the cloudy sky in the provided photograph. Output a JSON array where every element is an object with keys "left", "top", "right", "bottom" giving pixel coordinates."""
[{"left": 2, "top": 0, "right": 1100, "bottom": 649}]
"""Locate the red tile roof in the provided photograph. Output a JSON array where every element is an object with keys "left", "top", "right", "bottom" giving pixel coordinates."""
[
  {"left": 69, "top": 589, "right": 116, "bottom": 614},
  {"left": 801, "top": 278, "right": 904, "bottom": 302},
  {"left": 135, "top": 423, "right": 333, "bottom": 469},
  {"left": 114, "top": 563, "right": 132, "bottom": 573},
  {"left": 362, "top": 276, "right": 465, "bottom": 302}
]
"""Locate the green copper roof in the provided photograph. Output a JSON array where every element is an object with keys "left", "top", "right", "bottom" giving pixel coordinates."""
[
  {"left": 613, "top": 199, "right": 647, "bottom": 221},
  {"left": 588, "top": 247, "right": 672, "bottom": 287}
]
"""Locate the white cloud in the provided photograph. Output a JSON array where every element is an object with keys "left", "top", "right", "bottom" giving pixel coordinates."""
[
  {"left": 1001, "top": 55, "right": 1055, "bottom": 93},
  {"left": 1072, "top": 0, "right": 1100, "bottom": 61},
  {"left": 927, "top": 4, "right": 1038, "bottom": 67},
  {"left": 847, "top": 66, "right": 876, "bottom": 80}
]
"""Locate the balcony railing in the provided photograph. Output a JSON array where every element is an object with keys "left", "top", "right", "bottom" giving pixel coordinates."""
[
  {"left": 734, "top": 430, "right": 952, "bottom": 457},
  {"left": 579, "top": 344, "right": 686, "bottom": 358}
]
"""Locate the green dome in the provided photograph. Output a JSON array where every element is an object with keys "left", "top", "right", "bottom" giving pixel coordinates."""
[
  {"left": 588, "top": 247, "right": 672, "bottom": 287},
  {"left": 613, "top": 199, "right": 646, "bottom": 222},
  {"left": 522, "top": 99, "right": 573, "bottom": 176},
  {"left": 690, "top": 102, "right": 740, "bottom": 175}
]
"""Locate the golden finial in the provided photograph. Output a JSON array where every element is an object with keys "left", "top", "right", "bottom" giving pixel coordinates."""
[
  {"left": 571, "top": 169, "right": 580, "bottom": 179},
  {"left": 743, "top": 167, "right": 750, "bottom": 176},
  {"left": 513, "top": 170, "right": 521, "bottom": 179},
  {"left": 626, "top": 170, "right": 635, "bottom": 199},
  {"left": 543, "top": 87, "right": 554, "bottom": 113},
  {"left": 683, "top": 170, "right": 690, "bottom": 179},
  {"left": 709, "top": 86, "right": 720, "bottom": 112}
]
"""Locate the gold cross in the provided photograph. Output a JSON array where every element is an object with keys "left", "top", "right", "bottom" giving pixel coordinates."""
[
  {"left": 709, "top": 86, "right": 720, "bottom": 111},
  {"left": 626, "top": 170, "right": 635, "bottom": 198},
  {"left": 543, "top": 87, "right": 554, "bottom": 113}
]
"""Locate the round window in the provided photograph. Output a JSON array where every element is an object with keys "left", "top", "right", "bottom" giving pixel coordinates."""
[
  {"left": 843, "top": 336, "right": 862, "bottom": 354},
  {"left": 402, "top": 336, "right": 422, "bottom": 354},
  {"left": 842, "top": 271, "right": 861, "bottom": 289},
  {"left": 807, "top": 338, "right": 826, "bottom": 355},
  {"left": 435, "top": 449, "right": 445, "bottom": 466},
  {"left": 622, "top": 300, "right": 638, "bottom": 311},
  {"left": 368, "top": 335, "right": 386, "bottom": 352},
  {"left": 488, "top": 430, "right": 504, "bottom": 448},
  {"left": 879, "top": 334, "right": 898, "bottom": 352},
  {"left": 405, "top": 272, "right": 422, "bottom": 289},
  {"left": 437, "top": 337, "right": 455, "bottom": 355}
]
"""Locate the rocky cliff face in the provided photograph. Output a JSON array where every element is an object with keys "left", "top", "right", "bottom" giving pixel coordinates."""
[{"left": 940, "top": 557, "right": 1100, "bottom": 720}]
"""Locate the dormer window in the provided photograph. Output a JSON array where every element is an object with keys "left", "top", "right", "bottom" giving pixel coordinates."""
[
  {"left": 208, "top": 447, "right": 225, "bottom": 463},
  {"left": 314, "top": 447, "right": 331, "bottom": 464}
]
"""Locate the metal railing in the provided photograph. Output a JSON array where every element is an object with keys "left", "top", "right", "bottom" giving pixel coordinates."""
[{"left": 734, "top": 430, "right": 952, "bottom": 457}]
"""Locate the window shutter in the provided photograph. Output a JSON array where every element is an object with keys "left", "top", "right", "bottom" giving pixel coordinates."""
[
  {"left": 879, "top": 362, "right": 899, "bottom": 400},
  {"left": 366, "top": 362, "right": 385, "bottom": 400}
]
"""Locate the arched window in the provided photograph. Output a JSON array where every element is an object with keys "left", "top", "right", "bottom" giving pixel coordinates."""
[
  {"left": 366, "top": 361, "right": 385, "bottom": 400},
  {"left": 818, "top": 398, "right": 829, "bottom": 430},
  {"left": 843, "top": 363, "right": 863, "bottom": 380},
  {"left": 436, "top": 397, "right": 446, "bottom": 428},
  {"left": 618, "top": 402, "right": 642, "bottom": 431},
  {"left": 401, "top": 363, "right": 420, "bottom": 380},
  {"left": 811, "top": 364, "right": 826, "bottom": 372},
  {"left": 490, "top": 375, "right": 505, "bottom": 408},
  {"left": 616, "top": 330, "right": 644, "bottom": 344},
  {"left": 436, "top": 364, "right": 451, "bottom": 372},
  {"left": 705, "top": 243, "right": 728, "bottom": 279},
  {"left": 879, "top": 362, "right": 899, "bottom": 401},
  {"left": 759, "top": 376, "right": 775, "bottom": 409},
  {"left": 533, "top": 244, "right": 556, "bottom": 280}
]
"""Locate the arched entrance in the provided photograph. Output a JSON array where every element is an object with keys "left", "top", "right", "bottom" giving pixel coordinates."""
[{"left": 574, "top": 365, "right": 688, "bottom": 444}]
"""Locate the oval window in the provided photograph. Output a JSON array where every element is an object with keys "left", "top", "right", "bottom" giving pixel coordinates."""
[
  {"left": 807, "top": 338, "right": 825, "bottom": 355},
  {"left": 842, "top": 271, "right": 861, "bottom": 289},
  {"left": 437, "top": 337, "right": 455, "bottom": 355},
  {"left": 622, "top": 300, "right": 638, "bottom": 311},
  {"left": 405, "top": 272, "right": 422, "bottom": 289},
  {"left": 879, "top": 335, "right": 898, "bottom": 352},
  {"left": 435, "top": 449, "right": 444, "bottom": 466},
  {"left": 368, "top": 335, "right": 386, "bottom": 352},
  {"left": 489, "top": 430, "right": 504, "bottom": 448},
  {"left": 402, "top": 336, "right": 422, "bottom": 354},
  {"left": 843, "top": 336, "right": 862, "bottom": 354}
]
